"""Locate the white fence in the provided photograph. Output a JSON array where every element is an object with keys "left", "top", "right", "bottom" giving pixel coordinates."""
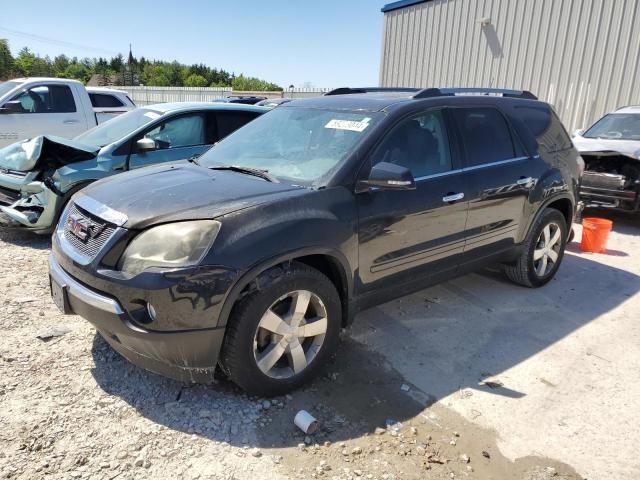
[{"left": 123, "top": 86, "right": 333, "bottom": 106}]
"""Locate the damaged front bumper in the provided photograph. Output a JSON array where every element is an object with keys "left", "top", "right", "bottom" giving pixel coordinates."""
[
  {"left": 578, "top": 151, "right": 640, "bottom": 213},
  {"left": 0, "top": 178, "right": 64, "bottom": 233},
  {"left": 49, "top": 251, "right": 229, "bottom": 383}
]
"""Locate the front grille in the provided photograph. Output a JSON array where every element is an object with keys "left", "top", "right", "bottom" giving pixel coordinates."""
[
  {"left": 63, "top": 203, "right": 116, "bottom": 259},
  {"left": 581, "top": 171, "right": 627, "bottom": 190}
]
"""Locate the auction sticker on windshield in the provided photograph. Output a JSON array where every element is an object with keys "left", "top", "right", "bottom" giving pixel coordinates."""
[{"left": 325, "top": 118, "right": 370, "bottom": 132}]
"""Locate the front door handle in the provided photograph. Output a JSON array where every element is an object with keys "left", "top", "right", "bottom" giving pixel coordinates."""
[
  {"left": 442, "top": 192, "right": 464, "bottom": 203},
  {"left": 63, "top": 119, "right": 79, "bottom": 124},
  {"left": 516, "top": 176, "right": 533, "bottom": 186}
]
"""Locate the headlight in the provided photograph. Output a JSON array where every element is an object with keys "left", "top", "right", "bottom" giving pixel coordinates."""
[{"left": 119, "top": 220, "right": 221, "bottom": 275}]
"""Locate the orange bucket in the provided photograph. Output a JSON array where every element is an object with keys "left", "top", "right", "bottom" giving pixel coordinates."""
[{"left": 580, "top": 217, "right": 613, "bottom": 253}]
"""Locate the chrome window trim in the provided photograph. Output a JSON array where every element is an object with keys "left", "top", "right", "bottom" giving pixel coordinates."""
[
  {"left": 413, "top": 156, "right": 529, "bottom": 182},
  {"left": 462, "top": 156, "right": 529, "bottom": 172}
]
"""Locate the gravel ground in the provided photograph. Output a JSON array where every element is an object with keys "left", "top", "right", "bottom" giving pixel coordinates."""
[{"left": 0, "top": 228, "right": 583, "bottom": 480}]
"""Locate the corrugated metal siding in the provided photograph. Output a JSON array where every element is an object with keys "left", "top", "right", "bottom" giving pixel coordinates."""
[{"left": 380, "top": 0, "right": 640, "bottom": 131}]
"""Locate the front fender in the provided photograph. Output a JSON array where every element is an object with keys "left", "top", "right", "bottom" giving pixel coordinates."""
[
  {"left": 214, "top": 246, "right": 354, "bottom": 328},
  {"left": 206, "top": 187, "right": 358, "bottom": 328},
  {"left": 54, "top": 155, "right": 120, "bottom": 193}
]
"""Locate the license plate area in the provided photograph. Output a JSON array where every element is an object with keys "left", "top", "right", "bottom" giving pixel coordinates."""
[{"left": 50, "top": 276, "right": 71, "bottom": 314}]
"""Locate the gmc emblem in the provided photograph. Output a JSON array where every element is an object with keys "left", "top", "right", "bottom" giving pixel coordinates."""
[{"left": 66, "top": 214, "right": 105, "bottom": 241}]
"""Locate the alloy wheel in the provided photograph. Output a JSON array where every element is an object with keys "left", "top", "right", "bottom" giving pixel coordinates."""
[
  {"left": 533, "top": 222, "right": 562, "bottom": 277},
  {"left": 253, "top": 290, "right": 328, "bottom": 379}
]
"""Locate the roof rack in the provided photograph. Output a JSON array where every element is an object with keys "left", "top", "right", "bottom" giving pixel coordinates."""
[
  {"left": 413, "top": 87, "right": 537, "bottom": 100},
  {"left": 325, "top": 87, "right": 421, "bottom": 96},
  {"left": 324, "top": 87, "right": 537, "bottom": 100}
]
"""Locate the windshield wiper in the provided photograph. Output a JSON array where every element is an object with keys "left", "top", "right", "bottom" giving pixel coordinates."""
[{"left": 209, "top": 165, "right": 279, "bottom": 183}]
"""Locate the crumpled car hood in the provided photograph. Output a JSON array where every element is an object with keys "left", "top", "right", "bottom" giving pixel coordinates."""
[
  {"left": 0, "top": 135, "right": 98, "bottom": 172},
  {"left": 573, "top": 136, "right": 640, "bottom": 160}
]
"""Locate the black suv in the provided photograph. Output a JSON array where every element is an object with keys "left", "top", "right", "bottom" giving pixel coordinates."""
[{"left": 49, "top": 87, "right": 582, "bottom": 396}]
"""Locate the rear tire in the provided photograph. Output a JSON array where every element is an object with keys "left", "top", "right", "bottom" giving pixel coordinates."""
[
  {"left": 220, "top": 262, "right": 341, "bottom": 396},
  {"left": 505, "top": 208, "right": 568, "bottom": 288}
]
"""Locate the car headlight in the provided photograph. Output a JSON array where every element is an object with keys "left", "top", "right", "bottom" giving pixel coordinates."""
[{"left": 119, "top": 220, "right": 221, "bottom": 275}]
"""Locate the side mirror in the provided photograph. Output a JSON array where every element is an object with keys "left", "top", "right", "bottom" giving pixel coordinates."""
[
  {"left": 357, "top": 162, "right": 416, "bottom": 192},
  {"left": 0, "top": 100, "right": 24, "bottom": 114},
  {"left": 572, "top": 128, "right": 584, "bottom": 138},
  {"left": 136, "top": 137, "right": 156, "bottom": 152}
]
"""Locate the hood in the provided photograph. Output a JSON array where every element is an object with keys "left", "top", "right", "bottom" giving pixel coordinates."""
[
  {"left": 573, "top": 136, "right": 640, "bottom": 160},
  {"left": 77, "top": 163, "right": 305, "bottom": 229},
  {"left": 0, "top": 135, "right": 98, "bottom": 172}
]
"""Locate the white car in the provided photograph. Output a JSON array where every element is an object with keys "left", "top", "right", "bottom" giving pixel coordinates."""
[
  {"left": 0, "top": 78, "right": 135, "bottom": 148},
  {"left": 573, "top": 106, "right": 640, "bottom": 213},
  {"left": 87, "top": 86, "right": 135, "bottom": 123}
]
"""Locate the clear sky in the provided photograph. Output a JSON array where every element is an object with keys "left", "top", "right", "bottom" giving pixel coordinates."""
[{"left": 0, "top": 0, "right": 386, "bottom": 88}]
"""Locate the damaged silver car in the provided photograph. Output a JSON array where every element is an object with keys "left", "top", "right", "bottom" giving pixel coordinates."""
[
  {"left": 0, "top": 102, "right": 266, "bottom": 233},
  {"left": 573, "top": 106, "right": 640, "bottom": 213}
]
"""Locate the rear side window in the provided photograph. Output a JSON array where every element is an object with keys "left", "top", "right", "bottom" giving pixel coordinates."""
[
  {"left": 10, "top": 84, "right": 76, "bottom": 113},
  {"left": 515, "top": 105, "right": 572, "bottom": 153},
  {"left": 90, "top": 93, "right": 125, "bottom": 108},
  {"left": 213, "top": 111, "right": 262, "bottom": 141},
  {"left": 452, "top": 107, "right": 517, "bottom": 166}
]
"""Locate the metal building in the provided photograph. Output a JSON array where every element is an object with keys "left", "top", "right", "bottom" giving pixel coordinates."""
[{"left": 379, "top": 0, "right": 640, "bottom": 131}]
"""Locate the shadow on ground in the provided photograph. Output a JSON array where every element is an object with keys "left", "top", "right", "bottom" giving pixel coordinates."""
[{"left": 90, "top": 241, "right": 640, "bottom": 450}]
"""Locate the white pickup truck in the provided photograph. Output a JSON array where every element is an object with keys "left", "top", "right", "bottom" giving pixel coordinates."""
[{"left": 0, "top": 78, "right": 135, "bottom": 148}]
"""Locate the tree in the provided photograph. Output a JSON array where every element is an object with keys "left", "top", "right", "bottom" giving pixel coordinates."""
[
  {"left": 63, "top": 62, "right": 90, "bottom": 83},
  {"left": 184, "top": 74, "right": 208, "bottom": 87},
  {"left": 232, "top": 74, "right": 281, "bottom": 92},
  {"left": 110, "top": 53, "right": 124, "bottom": 73},
  {"left": 0, "top": 42, "right": 279, "bottom": 88},
  {"left": 0, "top": 39, "right": 13, "bottom": 80},
  {"left": 52, "top": 54, "right": 70, "bottom": 77},
  {"left": 13, "top": 47, "right": 37, "bottom": 76}
]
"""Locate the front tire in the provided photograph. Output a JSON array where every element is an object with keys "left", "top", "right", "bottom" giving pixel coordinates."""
[
  {"left": 505, "top": 208, "right": 568, "bottom": 288},
  {"left": 220, "top": 262, "right": 341, "bottom": 396}
]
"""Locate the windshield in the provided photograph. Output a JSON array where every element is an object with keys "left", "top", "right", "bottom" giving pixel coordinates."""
[
  {"left": 198, "top": 107, "right": 382, "bottom": 185},
  {"left": 583, "top": 113, "right": 640, "bottom": 140},
  {"left": 0, "top": 81, "right": 21, "bottom": 99},
  {"left": 74, "top": 108, "right": 162, "bottom": 147}
]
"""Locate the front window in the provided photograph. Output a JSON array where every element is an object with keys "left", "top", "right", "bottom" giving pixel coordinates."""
[
  {"left": 142, "top": 114, "right": 205, "bottom": 149},
  {"left": 583, "top": 113, "right": 640, "bottom": 140},
  {"left": 0, "top": 81, "right": 20, "bottom": 99},
  {"left": 198, "top": 107, "right": 382, "bottom": 185},
  {"left": 10, "top": 84, "right": 76, "bottom": 113},
  {"left": 74, "top": 108, "right": 163, "bottom": 148}
]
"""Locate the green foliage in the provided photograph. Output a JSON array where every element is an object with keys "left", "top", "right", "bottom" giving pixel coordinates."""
[
  {"left": 232, "top": 74, "right": 281, "bottom": 92},
  {"left": 0, "top": 39, "right": 14, "bottom": 80},
  {"left": 184, "top": 74, "right": 208, "bottom": 87},
  {"left": 0, "top": 39, "right": 279, "bottom": 89}
]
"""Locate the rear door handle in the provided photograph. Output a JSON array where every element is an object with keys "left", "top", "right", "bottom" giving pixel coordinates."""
[
  {"left": 517, "top": 176, "right": 533, "bottom": 186},
  {"left": 63, "top": 119, "right": 79, "bottom": 124},
  {"left": 442, "top": 192, "right": 464, "bottom": 203}
]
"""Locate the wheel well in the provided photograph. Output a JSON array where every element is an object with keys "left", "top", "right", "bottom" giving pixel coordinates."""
[
  {"left": 546, "top": 198, "right": 573, "bottom": 226},
  {"left": 295, "top": 254, "right": 349, "bottom": 326}
]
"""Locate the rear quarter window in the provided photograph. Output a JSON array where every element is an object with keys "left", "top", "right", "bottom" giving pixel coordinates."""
[
  {"left": 90, "top": 93, "right": 125, "bottom": 108},
  {"left": 514, "top": 105, "right": 573, "bottom": 154}
]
